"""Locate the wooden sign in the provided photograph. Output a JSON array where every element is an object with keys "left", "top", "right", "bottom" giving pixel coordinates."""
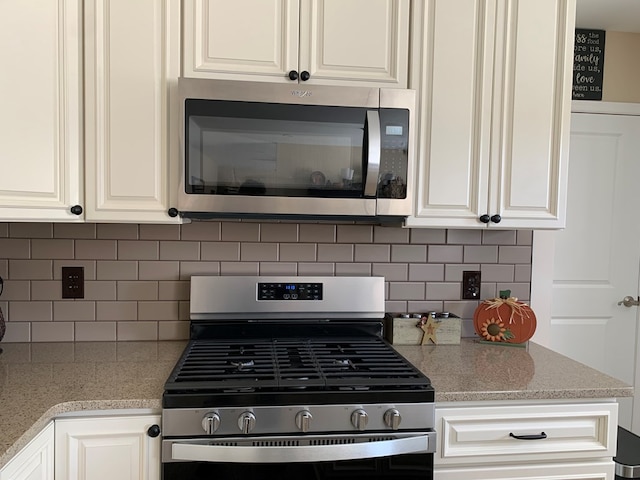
[{"left": 572, "top": 29, "right": 606, "bottom": 101}]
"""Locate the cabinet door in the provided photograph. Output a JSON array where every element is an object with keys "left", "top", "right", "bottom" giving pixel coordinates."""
[
  {"left": 183, "top": 0, "right": 300, "bottom": 82},
  {"left": 406, "top": 0, "right": 495, "bottom": 228},
  {"left": 435, "top": 460, "right": 614, "bottom": 480},
  {"left": 84, "top": 0, "right": 181, "bottom": 223},
  {"left": 0, "top": 423, "right": 54, "bottom": 480},
  {"left": 299, "top": 0, "right": 410, "bottom": 87},
  {"left": 490, "top": 0, "right": 575, "bottom": 229},
  {"left": 0, "top": 1, "right": 83, "bottom": 222},
  {"left": 55, "top": 415, "right": 161, "bottom": 480}
]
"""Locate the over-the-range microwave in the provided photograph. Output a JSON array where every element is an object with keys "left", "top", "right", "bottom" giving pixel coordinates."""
[{"left": 171, "top": 77, "right": 416, "bottom": 222}]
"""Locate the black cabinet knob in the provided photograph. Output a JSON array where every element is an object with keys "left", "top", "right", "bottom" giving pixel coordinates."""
[
  {"left": 288, "top": 70, "right": 299, "bottom": 81},
  {"left": 70, "top": 205, "right": 83, "bottom": 215},
  {"left": 167, "top": 208, "right": 179, "bottom": 218},
  {"left": 147, "top": 424, "right": 161, "bottom": 438},
  {"left": 490, "top": 214, "right": 502, "bottom": 224},
  {"left": 479, "top": 214, "right": 490, "bottom": 223},
  {"left": 300, "top": 70, "right": 310, "bottom": 81}
]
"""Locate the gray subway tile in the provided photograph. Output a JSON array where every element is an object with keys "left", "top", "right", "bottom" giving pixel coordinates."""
[
  {"left": 138, "top": 301, "right": 179, "bottom": 321},
  {"left": 374, "top": 226, "right": 409, "bottom": 244},
  {"left": 221, "top": 222, "right": 260, "bottom": 242},
  {"left": 84, "top": 281, "right": 117, "bottom": 301},
  {"left": 158, "top": 281, "right": 190, "bottom": 301},
  {"left": 372, "top": 263, "right": 408, "bottom": 281},
  {"left": 444, "top": 264, "right": 480, "bottom": 282},
  {"left": 75, "top": 240, "right": 117, "bottom": 260},
  {"left": 443, "top": 300, "right": 480, "bottom": 319},
  {"left": 10, "top": 301, "right": 52, "bottom": 321},
  {"left": 496, "top": 283, "right": 531, "bottom": 301},
  {"left": 9, "top": 260, "right": 53, "bottom": 280},
  {"left": 517, "top": 230, "right": 533, "bottom": 245},
  {"left": 117, "top": 281, "right": 158, "bottom": 301},
  {"left": 335, "top": 264, "right": 372, "bottom": 276},
  {"left": 318, "top": 244, "right": 353, "bottom": 262},
  {"left": 117, "top": 240, "right": 159, "bottom": 260},
  {"left": 139, "top": 261, "right": 180, "bottom": 281},
  {"left": 259, "top": 263, "right": 297, "bottom": 275},
  {"left": 463, "top": 245, "right": 498, "bottom": 263},
  {"left": 9, "top": 223, "right": 53, "bottom": 238},
  {"left": 240, "top": 243, "right": 278, "bottom": 261},
  {"left": 410, "top": 229, "right": 446, "bottom": 244},
  {"left": 498, "top": 246, "right": 532, "bottom": 264},
  {"left": 481, "top": 264, "right": 515, "bottom": 282},
  {"left": 354, "top": 244, "right": 390, "bottom": 262},
  {"left": 96, "top": 301, "right": 137, "bottom": 321},
  {"left": 407, "top": 301, "right": 445, "bottom": 314},
  {"left": 53, "top": 301, "right": 95, "bottom": 321},
  {"left": 116, "top": 322, "right": 158, "bottom": 341},
  {"left": 299, "top": 224, "right": 335, "bottom": 243},
  {"left": 515, "top": 265, "right": 532, "bottom": 282},
  {"left": 279, "top": 244, "right": 316, "bottom": 262},
  {"left": 409, "top": 264, "right": 445, "bottom": 282},
  {"left": 0, "top": 239, "right": 30, "bottom": 258},
  {"left": 96, "top": 223, "right": 139, "bottom": 239},
  {"left": 31, "top": 239, "right": 74, "bottom": 259},
  {"left": 96, "top": 261, "right": 138, "bottom": 281},
  {"left": 447, "top": 229, "right": 482, "bottom": 245},
  {"left": 30, "top": 281, "right": 59, "bottom": 301},
  {"left": 385, "top": 301, "right": 408, "bottom": 315},
  {"left": 425, "top": 283, "right": 462, "bottom": 301},
  {"left": 160, "top": 241, "right": 200, "bottom": 261},
  {"left": 337, "top": 225, "right": 373, "bottom": 243},
  {"left": 54, "top": 223, "right": 96, "bottom": 239},
  {"left": 388, "top": 282, "right": 425, "bottom": 301},
  {"left": 158, "top": 321, "right": 190, "bottom": 340},
  {"left": 32, "top": 322, "right": 74, "bottom": 342},
  {"left": 297, "top": 263, "right": 334, "bottom": 275},
  {"left": 428, "top": 245, "right": 464, "bottom": 263},
  {"left": 139, "top": 224, "right": 180, "bottom": 240},
  {"left": 180, "top": 222, "right": 221, "bottom": 241},
  {"left": 260, "top": 223, "right": 298, "bottom": 242},
  {"left": 391, "top": 245, "right": 427, "bottom": 263},
  {"left": 482, "top": 230, "right": 517, "bottom": 245},
  {"left": 201, "top": 242, "right": 240, "bottom": 261},
  {"left": 220, "top": 262, "right": 259, "bottom": 275},
  {"left": 75, "top": 322, "right": 117, "bottom": 341},
  {"left": 179, "top": 261, "right": 220, "bottom": 280},
  {"left": 2, "top": 322, "right": 31, "bottom": 342},
  {"left": 2, "top": 280, "right": 30, "bottom": 300},
  {"left": 0, "top": 223, "right": 7, "bottom": 237}
]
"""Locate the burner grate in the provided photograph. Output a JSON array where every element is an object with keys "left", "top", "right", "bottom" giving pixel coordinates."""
[{"left": 165, "top": 336, "right": 427, "bottom": 393}]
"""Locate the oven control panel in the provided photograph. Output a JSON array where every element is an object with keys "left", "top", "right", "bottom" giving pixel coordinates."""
[{"left": 258, "top": 282, "right": 323, "bottom": 301}]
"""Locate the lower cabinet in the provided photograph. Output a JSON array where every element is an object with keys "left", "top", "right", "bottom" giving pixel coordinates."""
[
  {"left": 0, "top": 423, "right": 54, "bottom": 480},
  {"left": 434, "top": 402, "right": 618, "bottom": 480},
  {"left": 54, "top": 415, "right": 161, "bottom": 480}
]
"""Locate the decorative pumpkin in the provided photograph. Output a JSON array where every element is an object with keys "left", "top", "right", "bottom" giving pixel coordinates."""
[{"left": 473, "top": 290, "right": 537, "bottom": 344}]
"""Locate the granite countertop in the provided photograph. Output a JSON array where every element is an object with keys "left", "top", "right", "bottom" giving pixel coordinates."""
[{"left": 0, "top": 339, "right": 633, "bottom": 469}]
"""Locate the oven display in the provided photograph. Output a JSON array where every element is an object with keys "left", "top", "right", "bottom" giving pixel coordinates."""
[{"left": 258, "top": 283, "right": 323, "bottom": 300}]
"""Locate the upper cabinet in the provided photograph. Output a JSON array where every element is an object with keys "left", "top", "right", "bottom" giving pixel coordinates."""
[
  {"left": 0, "top": 1, "right": 83, "bottom": 222},
  {"left": 83, "top": 0, "right": 181, "bottom": 223},
  {"left": 406, "top": 0, "right": 576, "bottom": 229},
  {"left": 183, "top": 0, "right": 411, "bottom": 87}
]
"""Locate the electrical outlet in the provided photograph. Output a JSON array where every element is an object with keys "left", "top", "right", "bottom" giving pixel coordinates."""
[
  {"left": 61, "top": 266, "right": 84, "bottom": 299},
  {"left": 462, "top": 271, "right": 481, "bottom": 300}
]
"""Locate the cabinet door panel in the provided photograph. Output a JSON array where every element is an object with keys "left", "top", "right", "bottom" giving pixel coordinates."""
[
  {"left": 183, "top": 0, "right": 300, "bottom": 81},
  {"left": 0, "top": 1, "right": 82, "bottom": 221},
  {"left": 435, "top": 460, "right": 614, "bottom": 480},
  {"left": 84, "top": 0, "right": 180, "bottom": 222},
  {"left": 493, "top": 0, "right": 574, "bottom": 228},
  {"left": 300, "top": 0, "right": 410, "bottom": 87},
  {"left": 407, "top": 0, "right": 494, "bottom": 227},
  {"left": 55, "top": 415, "right": 160, "bottom": 480},
  {"left": 0, "top": 423, "right": 54, "bottom": 480}
]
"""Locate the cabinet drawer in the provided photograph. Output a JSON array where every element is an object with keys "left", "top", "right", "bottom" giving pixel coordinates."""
[
  {"left": 435, "top": 460, "right": 614, "bottom": 480},
  {"left": 435, "top": 403, "right": 617, "bottom": 466}
]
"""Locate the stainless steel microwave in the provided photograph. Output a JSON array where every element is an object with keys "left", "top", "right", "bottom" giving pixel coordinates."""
[{"left": 173, "top": 77, "right": 416, "bottom": 222}]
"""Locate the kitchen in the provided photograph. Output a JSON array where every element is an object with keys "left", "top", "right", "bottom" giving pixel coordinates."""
[{"left": 1, "top": 1, "right": 639, "bottom": 479}]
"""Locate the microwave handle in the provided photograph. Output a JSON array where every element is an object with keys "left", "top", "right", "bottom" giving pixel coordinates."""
[{"left": 363, "top": 110, "right": 381, "bottom": 197}]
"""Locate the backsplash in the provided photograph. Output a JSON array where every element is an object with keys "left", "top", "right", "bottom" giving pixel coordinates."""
[{"left": 0, "top": 222, "right": 532, "bottom": 342}]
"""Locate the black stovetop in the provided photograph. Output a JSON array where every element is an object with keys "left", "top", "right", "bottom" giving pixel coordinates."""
[{"left": 162, "top": 321, "right": 434, "bottom": 409}]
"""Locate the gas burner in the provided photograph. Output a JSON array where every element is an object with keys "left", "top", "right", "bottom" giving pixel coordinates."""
[{"left": 230, "top": 360, "right": 255, "bottom": 371}]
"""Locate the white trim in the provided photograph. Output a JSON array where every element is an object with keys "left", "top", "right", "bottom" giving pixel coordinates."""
[{"left": 571, "top": 100, "right": 640, "bottom": 115}]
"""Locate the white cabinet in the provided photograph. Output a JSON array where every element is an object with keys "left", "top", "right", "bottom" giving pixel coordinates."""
[
  {"left": 83, "top": 0, "right": 181, "bottom": 223},
  {"left": 434, "top": 402, "right": 618, "bottom": 480},
  {"left": 0, "top": 1, "right": 181, "bottom": 224},
  {"left": 55, "top": 415, "right": 161, "bottom": 480},
  {"left": 0, "top": 1, "right": 83, "bottom": 222},
  {"left": 183, "top": 0, "right": 410, "bottom": 87},
  {"left": 0, "top": 423, "right": 54, "bottom": 480},
  {"left": 407, "top": 0, "right": 575, "bottom": 229}
]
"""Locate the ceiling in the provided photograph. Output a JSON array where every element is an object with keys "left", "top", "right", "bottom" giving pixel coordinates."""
[{"left": 576, "top": 0, "right": 640, "bottom": 33}]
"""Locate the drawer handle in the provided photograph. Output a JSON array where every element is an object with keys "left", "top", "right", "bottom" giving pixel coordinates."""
[{"left": 509, "top": 432, "right": 547, "bottom": 440}]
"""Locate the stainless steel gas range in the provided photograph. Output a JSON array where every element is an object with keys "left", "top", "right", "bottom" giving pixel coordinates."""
[{"left": 161, "top": 276, "right": 436, "bottom": 479}]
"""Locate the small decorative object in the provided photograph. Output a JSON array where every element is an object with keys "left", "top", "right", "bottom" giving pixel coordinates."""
[
  {"left": 473, "top": 290, "right": 537, "bottom": 346},
  {"left": 417, "top": 313, "right": 440, "bottom": 345},
  {"left": 385, "top": 312, "right": 461, "bottom": 345}
]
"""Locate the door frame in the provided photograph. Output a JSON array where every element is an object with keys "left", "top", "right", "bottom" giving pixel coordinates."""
[{"left": 530, "top": 101, "right": 640, "bottom": 348}]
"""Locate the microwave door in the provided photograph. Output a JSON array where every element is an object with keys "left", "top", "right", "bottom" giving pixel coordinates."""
[{"left": 363, "top": 111, "right": 381, "bottom": 198}]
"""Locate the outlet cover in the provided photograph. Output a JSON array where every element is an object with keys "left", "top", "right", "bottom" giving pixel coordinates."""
[
  {"left": 462, "top": 271, "right": 481, "bottom": 300},
  {"left": 61, "top": 266, "right": 84, "bottom": 299}
]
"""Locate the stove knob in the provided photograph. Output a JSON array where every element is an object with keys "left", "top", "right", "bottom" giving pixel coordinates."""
[
  {"left": 384, "top": 408, "right": 402, "bottom": 430},
  {"left": 351, "top": 409, "right": 369, "bottom": 431},
  {"left": 201, "top": 412, "right": 221, "bottom": 434},
  {"left": 238, "top": 411, "right": 256, "bottom": 434},
  {"left": 295, "top": 410, "right": 313, "bottom": 433}
]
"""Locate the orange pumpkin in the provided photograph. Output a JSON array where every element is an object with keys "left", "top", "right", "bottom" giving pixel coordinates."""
[{"left": 473, "top": 296, "right": 536, "bottom": 344}]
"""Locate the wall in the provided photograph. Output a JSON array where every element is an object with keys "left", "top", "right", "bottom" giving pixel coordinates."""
[
  {"left": 0, "top": 222, "right": 532, "bottom": 342},
  {"left": 602, "top": 31, "right": 640, "bottom": 102}
]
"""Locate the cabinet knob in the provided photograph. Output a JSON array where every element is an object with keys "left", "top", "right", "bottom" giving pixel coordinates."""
[
  {"left": 147, "top": 424, "right": 161, "bottom": 438},
  {"left": 490, "top": 214, "right": 502, "bottom": 224},
  {"left": 288, "top": 70, "right": 299, "bottom": 81},
  {"left": 70, "top": 205, "right": 83, "bottom": 215},
  {"left": 479, "top": 214, "right": 491, "bottom": 223},
  {"left": 300, "top": 70, "right": 310, "bottom": 81},
  {"left": 167, "top": 208, "right": 179, "bottom": 218}
]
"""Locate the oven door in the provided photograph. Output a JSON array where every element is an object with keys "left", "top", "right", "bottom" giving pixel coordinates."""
[{"left": 162, "top": 432, "right": 435, "bottom": 480}]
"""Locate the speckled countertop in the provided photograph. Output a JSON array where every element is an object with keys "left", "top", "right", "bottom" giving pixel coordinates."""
[{"left": 0, "top": 339, "right": 633, "bottom": 469}]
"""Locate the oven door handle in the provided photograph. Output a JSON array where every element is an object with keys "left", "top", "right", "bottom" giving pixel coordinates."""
[{"left": 168, "top": 434, "right": 434, "bottom": 463}]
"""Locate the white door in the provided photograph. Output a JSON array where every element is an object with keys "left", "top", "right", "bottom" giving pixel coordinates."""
[{"left": 549, "top": 109, "right": 640, "bottom": 431}]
